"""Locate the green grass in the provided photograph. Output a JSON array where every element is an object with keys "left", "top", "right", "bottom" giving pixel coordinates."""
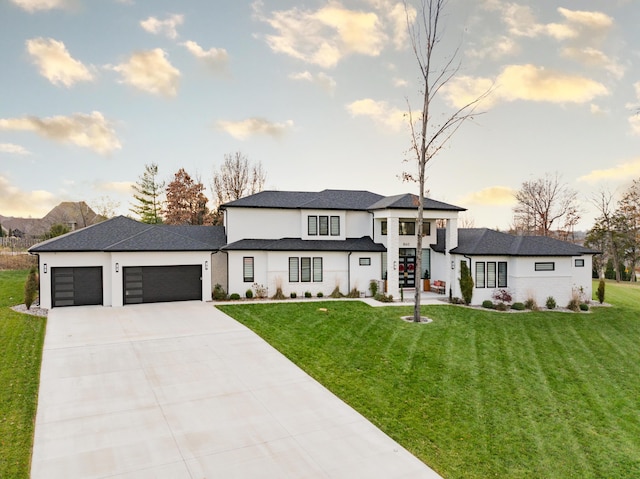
[
  {"left": 0, "top": 270, "right": 46, "bottom": 479},
  {"left": 219, "top": 281, "right": 640, "bottom": 479}
]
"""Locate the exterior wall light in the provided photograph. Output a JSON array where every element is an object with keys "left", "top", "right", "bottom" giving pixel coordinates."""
[
  {"left": 43, "top": 263, "right": 47, "bottom": 273},
  {"left": 451, "top": 260, "right": 455, "bottom": 269},
  {"left": 205, "top": 261, "right": 209, "bottom": 271},
  {"left": 115, "top": 263, "right": 119, "bottom": 273}
]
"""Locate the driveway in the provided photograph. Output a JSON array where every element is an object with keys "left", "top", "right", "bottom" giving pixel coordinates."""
[{"left": 32, "top": 302, "right": 442, "bottom": 479}]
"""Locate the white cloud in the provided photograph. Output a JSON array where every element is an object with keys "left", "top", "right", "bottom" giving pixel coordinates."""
[
  {"left": 467, "top": 35, "right": 519, "bottom": 60},
  {"left": 216, "top": 117, "right": 294, "bottom": 140},
  {"left": 392, "top": 77, "right": 408, "bottom": 87},
  {"left": 181, "top": 40, "right": 228, "bottom": 70},
  {"left": 0, "top": 111, "right": 121, "bottom": 154},
  {"left": 26, "top": 37, "right": 94, "bottom": 87},
  {"left": 140, "top": 14, "right": 184, "bottom": 39},
  {"left": 443, "top": 64, "right": 608, "bottom": 108},
  {"left": 458, "top": 186, "right": 517, "bottom": 206},
  {"left": 561, "top": 47, "right": 625, "bottom": 79},
  {"left": 289, "top": 70, "right": 336, "bottom": 93},
  {"left": 0, "top": 143, "right": 30, "bottom": 155},
  {"left": 10, "top": 0, "right": 74, "bottom": 12},
  {"left": 630, "top": 116, "right": 640, "bottom": 136},
  {"left": 345, "top": 98, "right": 406, "bottom": 131},
  {"left": 112, "top": 49, "right": 180, "bottom": 97},
  {"left": 0, "top": 175, "right": 56, "bottom": 217},
  {"left": 95, "top": 181, "right": 134, "bottom": 194},
  {"left": 578, "top": 158, "right": 640, "bottom": 182}
]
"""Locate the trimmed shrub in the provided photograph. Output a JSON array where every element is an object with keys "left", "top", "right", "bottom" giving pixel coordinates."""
[
  {"left": 459, "top": 261, "right": 474, "bottom": 305},
  {"left": 245, "top": 289, "right": 253, "bottom": 299},
  {"left": 511, "top": 302, "right": 525, "bottom": 311},
  {"left": 229, "top": 293, "right": 241, "bottom": 300},
  {"left": 317, "top": 292, "right": 324, "bottom": 298},
  {"left": 374, "top": 292, "right": 394, "bottom": 303},
  {"left": 212, "top": 284, "right": 227, "bottom": 301},
  {"left": 304, "top": 291, "right": 312, "bottom": 298},
  {"left": 369, "top": 280, "right": 379, "bottom": 297},
  {"left": 24, "top": 267, "right": 39, "bottom": 310},
  {"left": 597, "top": 279, "right": 605, "bottom": 304},
  {"left": 482, "top": 300, "right": 494, "bottom": 309},
  {"left": 546, "top": 296, "right": 556, "bottom": 310},
  {"left": 580, "top": 303, "right": 589, "bottom": 311},
  {"left": 495, "top": 302, "right": 509, "bottom": 311},
  {"left": 524, "top": 297, "right": 538, "bottom": 311},
  {"left": 290, "top": 292, "right": 297, "bottom": 298}
]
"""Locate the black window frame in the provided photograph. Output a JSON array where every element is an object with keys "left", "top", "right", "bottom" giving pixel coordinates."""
[
  {"left": 535, "top": 262, "right": 555, "bottom": 271},
  {"left": 498, "top": 262, "right": 508, "bottom": 287},
  {"left": 475, "top": 261, "right": 486, "bottom": 288},
  {"left": 308, "top": 215, "right": 318, "bottom": 236},
  {"left": 313, "top": 257, "right": 323, "bottom": 282},
  {"left": 319, "top": 216, "right": 329, "bottom": 236},
  {"left": 359, "top": 257, "right": 371, "bottom": 266},
  {"left": 330, "top": 216, "right": 340, "bottom": 236},
  {"left": 243, "top": 257, "right": 254, "bottom": 283},
  {"left": 486, "top": 262, "right": 496, "bottom": 288},
  {"left": 289, "top": 257, "right": 300, "bottom": 282},
  {"left": 575, "top": 258, "right": 585, "bottom": 267}
]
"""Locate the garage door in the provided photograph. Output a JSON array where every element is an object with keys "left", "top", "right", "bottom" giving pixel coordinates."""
[
  {"left": 123, "top": 265, "right": 202, "bottom": 305},
  {"left": 52, "top": 267, "right": 103, "bottom": 307}
]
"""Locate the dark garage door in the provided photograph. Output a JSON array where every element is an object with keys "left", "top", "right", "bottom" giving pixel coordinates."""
[
  {"left": 123, "top": 265, "right": 202, "bottom": 305},
  {"left": 52, "top": 267, "right": 103, "bottom": 307}
]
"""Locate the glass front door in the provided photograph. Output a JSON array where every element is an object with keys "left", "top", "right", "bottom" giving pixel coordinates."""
[{"left": 399, "top": 248, "right": 416, "bottom": 288}]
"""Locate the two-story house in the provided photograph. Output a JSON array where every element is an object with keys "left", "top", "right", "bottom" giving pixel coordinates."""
[{"left": 29, "top": 189, "right": 597, "bottom": 309}]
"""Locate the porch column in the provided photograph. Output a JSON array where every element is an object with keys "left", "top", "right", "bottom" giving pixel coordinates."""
[
  {"left": 446, "top": 218, "right": 458, "bottom": 298},
  {"left": 386, "top": 217, "right": 400, "bottom": 298}
]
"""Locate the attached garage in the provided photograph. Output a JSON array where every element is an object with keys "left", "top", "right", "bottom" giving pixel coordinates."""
[
  {"left": 123, "top": 265, "right": 202, "bottom": 305},
  {"left": 52, "top": 267, "right": 103, "bottom": 307}
]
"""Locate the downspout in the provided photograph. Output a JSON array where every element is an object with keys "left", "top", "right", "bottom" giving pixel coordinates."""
[{"left": 347, "top": 251, "right": 352, "bottom": 294}]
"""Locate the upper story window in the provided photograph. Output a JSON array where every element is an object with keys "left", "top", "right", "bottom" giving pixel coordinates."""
[
  {"left": 381, "top": 220, "right": 431, "bottom": 236},
  {"left": 308, "top": 215, "right": 340, "bottom": 236}
]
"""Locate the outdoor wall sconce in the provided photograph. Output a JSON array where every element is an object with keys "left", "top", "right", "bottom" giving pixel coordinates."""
[
  {"left": 43, "top": 263, "right": 47, "bottom": 273},
  {"left": 115, "top": 263, "right": 119, "bottom": 273},
  {"left": 393, "top": 260, "right": 397, "bottom": 271},
  {"left": 451, "top": 260, "right": 455, "bottom": 269},
  {"left": 205, "top": 261, "right": 209, "bottom": 271}
]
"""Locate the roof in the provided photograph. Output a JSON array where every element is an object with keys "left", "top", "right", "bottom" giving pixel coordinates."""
[
  {"left": 434, "top": 228, "right": 599, "bottom": 257},
  {"left": 29, "top": 216, "right": 226, "bottom": 253},
  {"left": 221, "top": 189, "right": 464, "bottom": 212},
  {"left": 223, "top": 236, "right": 386, "bottom": 253}
]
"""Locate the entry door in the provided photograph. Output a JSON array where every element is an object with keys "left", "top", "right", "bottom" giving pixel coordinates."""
[{"left": 399, "top": 249, "right": 416, "bottom": 288}]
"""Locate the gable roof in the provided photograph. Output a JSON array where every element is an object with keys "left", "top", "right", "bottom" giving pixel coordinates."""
[
  {"left": 221, "top": 189, "right": 464, "bottom": 212},
  {"left": 224, "top": 236, "right": 386, "bottom": 253},
  {"left": 434, "top": 228, "right": 599, "bottom": 257},
  {"left": 29, "top": 216, "right": 226, "bottom": 253}
]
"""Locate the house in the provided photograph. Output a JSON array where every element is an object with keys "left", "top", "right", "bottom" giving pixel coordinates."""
[{"left": 29, "top": 189, "right": 597, "bottom": 309}]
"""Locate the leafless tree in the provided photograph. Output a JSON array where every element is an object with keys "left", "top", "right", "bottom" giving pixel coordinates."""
[
  {"left": 403, "top": 0, "right": 491, "bottom": 322},
  {"left": 512, "top": 172, "right": 581, "bottom": 238},
  {"left": 211, "top": 152, "right": 266, "bottom": 225}
]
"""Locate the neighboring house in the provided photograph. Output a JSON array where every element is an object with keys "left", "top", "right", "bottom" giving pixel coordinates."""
[{"left": 29, "top": 189, "right": 597, "bottom": 309}]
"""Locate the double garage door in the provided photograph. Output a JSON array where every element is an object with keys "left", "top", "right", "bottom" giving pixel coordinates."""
[{"left": 51, "top": 265, "right": 202, "bottom": 307}]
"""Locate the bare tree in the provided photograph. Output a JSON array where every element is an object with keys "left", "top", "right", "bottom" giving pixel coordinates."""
[
  {"left": 403, "top": 0, "right": 490, "bottom": 322},
  {"left": 211, "top": 152, "right": 266, "bottom": 225},
  {"left": 512, "top": 172, "right": 581, "bottom": 238},
  {"left": 91, "top": 196, "right": 121, "bottom": 220},
  {"left": 587, "top": 189, "right": 620, "bottom": 281}
]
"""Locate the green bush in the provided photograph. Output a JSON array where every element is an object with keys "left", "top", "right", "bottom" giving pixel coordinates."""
[
  {"left": 459, "top": 261, "right": 474, "bottom": 305},
  {"left": 524, "top": 297, "right": 538, "bottom": 310},
  {"left": 580, "top": 303, "right": 589, "bottom": 311},
  {"left": 495, "top": 302, "right": 509, "bottom": 311},
  {"left": 374, "top": 292, "right": 394, "bottom": 303},
  {"left": 245, "top": 289, "right": 253, "bottom": 299},
  {"left": 546, "top": 296, "right": 556, "bottom": 310},
  {"left": 23, "top": 267, "right": 38, "bottom": 310},
  {"left": 511, "top": 302, "right": 525, "bottom": 311},
  {"left": 347, "top": 288, "right": 360, "bottom": 298},
  {"left": 317, "top": 292, "right": 324, "bottom": 297},
  {"left": 290, "top": 292, "right": 297, "bottom": 298},
  {"left": 482, "top": 300, "right": 494, "bottom": 309},
  {"left": 597, "top": 279, "right": 605, "bottom": 304},
  {"left": 212, "top": 283, "right": 227, "bottom": 300},
  {"left": 305, "top": 291, "right": 312, "bottom": 298},
  {"left": 369, "top": 280, "right": 378, "bottom": 297},
  {"left": 229, "top": 293, "right": 241, "bottom": 300}
]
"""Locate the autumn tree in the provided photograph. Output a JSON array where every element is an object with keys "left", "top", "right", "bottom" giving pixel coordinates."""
[
  {"left": 615, "top": 180, "right": 640, "bottom": 281},
  {"left": 131, "top": 163, "right": 165, "bottom": 224},
  {"left": 403, "top": 0, "right": 490, "bottom": 322},
  {"left": 512, "top": 172, "right": 581, "bottom": 238},
  {"left": 211, "top": 152, "right": 266, "bottom": 225},
  {"left": 164, "top": 168, "right": 212, "bottom": 225}
]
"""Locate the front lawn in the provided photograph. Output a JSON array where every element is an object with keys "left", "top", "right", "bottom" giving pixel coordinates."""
[
  {"left": 219, "top": 281, "right": 640, "bottom": 479},
  {"left": 0, "top": 270, "right": 46, "bottom": 479}
]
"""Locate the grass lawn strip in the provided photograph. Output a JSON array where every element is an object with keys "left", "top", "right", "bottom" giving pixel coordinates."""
[{"left": 219, "top": 282, "right": 640, "bottom": 479}]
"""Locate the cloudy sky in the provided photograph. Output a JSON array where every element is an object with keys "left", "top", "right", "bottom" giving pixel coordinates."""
[{"left": 1, "top": 0, "right": 638, "bottom": 230}]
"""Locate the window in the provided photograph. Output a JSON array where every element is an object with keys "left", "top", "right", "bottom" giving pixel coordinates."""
[
  {"left": 289, "top": 257, "right": 299, "bottom": 282},
  {"left": 535, "top": 262, "right": 555, "bottom": 271},
  {"left": 308, "top": 216, "right": 318, "bottom": 235},
  {"left": 243, "top": 257, "right": 254, "bottom": 282},
  {"left": 498, "top": 262, "right": 508, "bottom": 287},
  {"left": 381, "top": 220, "right": 430, "bottom": 236},
  {"left": 575, "top": 259, "right": 585, "bottom": 267},
  {"left": 290, "top": 256, "right": 323, "bottom": 282},
  {"left": 359, "top": 257, "right": 371, "bottom": 266},
  {"left": 421, "top": 221, "right": 431, "bottom": 236},
  {"left": 381, "top": 220, "right": 387, "bottom": 235},
  {"left": 475, "top": 262, "right": 486, "bottom": 288},
  {"left": 330, "top": 216, "right": 340, "bottom": 236},
  {"left": 313, "top": 257, "right": 323, "bottom": 282},
  {"left": 487, "top": 262, "right": 496, "bottom": 288},
  {"left": 319, "top": 216, "right": 329, "bottom": 235},
  {"left": 399, "top": 221, "right": 415, "bottom": 235}
]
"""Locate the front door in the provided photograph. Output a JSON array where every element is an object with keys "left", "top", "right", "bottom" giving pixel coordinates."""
[{"left": 399, "top": 248, "right": 416, "bottom": 288}]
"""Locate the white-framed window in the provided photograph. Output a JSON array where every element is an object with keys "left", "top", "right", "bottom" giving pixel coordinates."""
[
  {"left": 535, "top": 262, "right": 555, "bottom": 271},
  {"left": 243, "top": 257, "right": 254, "bottom": 282}
]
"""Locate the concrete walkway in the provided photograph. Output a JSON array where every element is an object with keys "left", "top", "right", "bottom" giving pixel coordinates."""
[{"left": 32, "top": 302, "right": 443, "bottom": 478}]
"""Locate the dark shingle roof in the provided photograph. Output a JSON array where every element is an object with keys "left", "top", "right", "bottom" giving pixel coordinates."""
[
  {"left": 434, "top": 228, "right": 599, "bottom": 256},
  {"left": 223, "top": 236, "right": 386, "bottom": 252},
  {"left": 368, "top": 193, "right": 466, "bottom": 212},
  {"left": 221, "top": 189, "right": 386, "bottom": 211},
  {"left": 29, "top": 216, "right": 226, "bottom": 253}
]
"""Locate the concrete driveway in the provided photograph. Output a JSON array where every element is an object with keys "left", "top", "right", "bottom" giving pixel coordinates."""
[{"left": 32, "top": 302, "right": 442, "bottom": 479}]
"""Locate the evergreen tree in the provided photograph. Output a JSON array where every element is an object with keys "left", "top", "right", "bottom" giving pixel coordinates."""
[
  {"left": 131, "top": 163, "right": 164, "bottom": 224},
  {"left": 459, "top": 261, "right": 474, "bottom": 305},
  {"left": 24, "top": 267, "right": 39, "bottom": 310}
]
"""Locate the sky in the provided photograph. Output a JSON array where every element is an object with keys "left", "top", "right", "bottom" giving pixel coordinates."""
[{"left": 1, "top": 0, "right": 639, "bottom": 231}]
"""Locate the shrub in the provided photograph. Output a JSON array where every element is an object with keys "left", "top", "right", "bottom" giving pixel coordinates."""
[
  {"left": 271, "top": 287, "right": 286, "bottom": 300},
  {"left": 330, "top": 286, "right": 342, "bottom": 298},
  {"left": 317, "top": 292, "right": 324, "bottom": 298},
  {"left": 24, "top": 267, "right": 39, "bottom": 310},
  {"left": 374, "top": 292, "right": 394, "bottom": 303},
  {"left": 597, "top": 279, "right": 605, "bottom": 304},
  {"left": 567, "top": 297, "right": 580, "bottom": 312},
  {"left": 511, "top": 302, "right": 525, "bottom": 311},
  {"left": 482, "top": 300, "right": 495, "bottom": 309},
  {"left": 580, "top": 303, "right": 589, "bottom": 311},
  {"left": 212, "top": 284, "right": 227, "bottom": 300},
  {"left": 495, "top": 302, "right": 509, "bottom": 311},
  {"left": 450, "top": 297, "right": 464, "bottom": 305},
  {"left": 252, "top": 283, "right": 267, "bottom": 298},
  {"left": 290, "top": 292, "right": 297, "bottom": 299},
  {"left": 245, "top": 289, "right": 253, "bottom": 299},
  {"left": 492, "top": 289, "right": 513, "bottom": 304},
  {"left": 304, "top": 291, "right": 312, "bottom": 298},
  {"left": 369, "top": 280, "right": 378, "bottom": 297},
  {"left": 524, "top": 297, "right": 538, "bottom": 311},
  {"left": 546, "top": 296, "right": 556, "bottom": 310},
  {"left": 229, "top": 293, "right": 241, "bottom": 300},
  {"left": 347, "top": 288, "right": 360, "bottom": 298},
  {"left": 459, "top": 261, "right": 474, "bottom": 305}
]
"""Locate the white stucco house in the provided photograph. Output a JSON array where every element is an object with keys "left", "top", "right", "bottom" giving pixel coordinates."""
[{"left": 29, "top": 189, "right": 597, "bottom": 309}]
